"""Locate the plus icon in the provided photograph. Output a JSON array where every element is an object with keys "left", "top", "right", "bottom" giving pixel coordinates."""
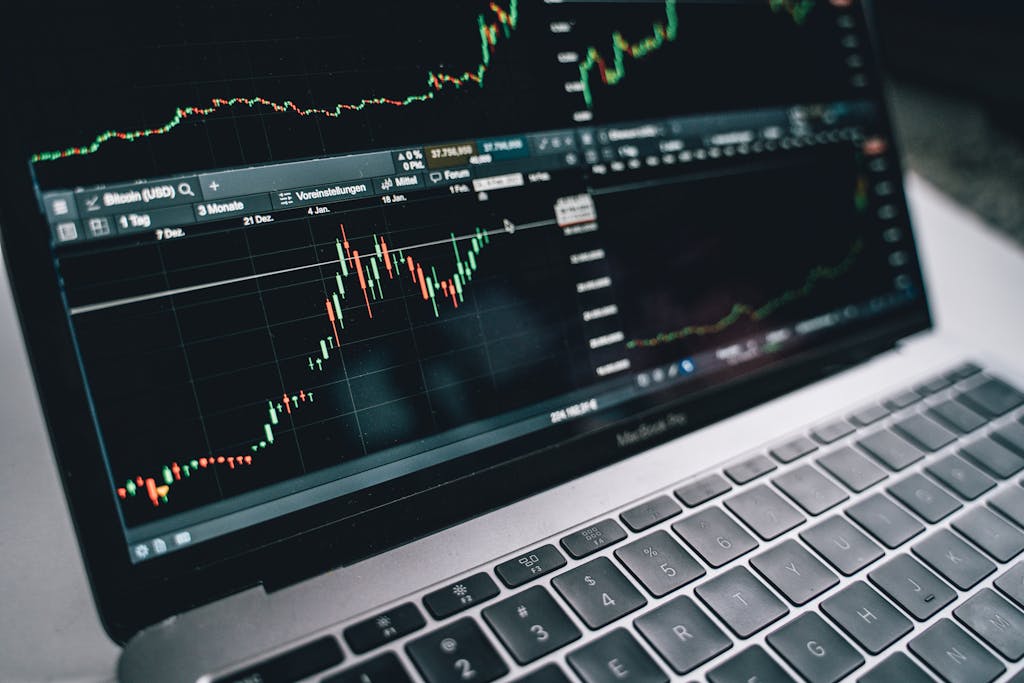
[{"left": 208, "top": 180, "right": 220, "bottom": 191}]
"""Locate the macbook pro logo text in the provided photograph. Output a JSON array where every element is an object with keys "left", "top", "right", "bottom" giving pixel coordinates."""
[{"left": 615, "top": 412, "right": 687, "bottom": 448}]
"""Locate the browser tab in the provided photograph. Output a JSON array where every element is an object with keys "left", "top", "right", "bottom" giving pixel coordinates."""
[{"left": 73, "top": 177, "right": 201, "bottom": 216}]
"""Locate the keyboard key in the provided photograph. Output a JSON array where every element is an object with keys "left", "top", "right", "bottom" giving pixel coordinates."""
[
  {"left": 952, "top": 507, "right": 1024, "bottom": 562},
  {"left": 849, "top": 403, "right": 889, "bottom": 427},
  {"left": 821, "top": 581, "right": 912, "bottom": 654},
  {"left": 992, "top": 421, "right": 1024, "bottom": 456},
  {"left": 769, "top": 435, "right": 817, "bottom": 463},
  {"left": 620, "top": 495, "right": 680, "bottom": 532},
  {"left": 322, "top": 653, "right": 411, "bottom": 683},
  {"left": 817, "top": 446, "right": 888, "bottom": 493},
  {"left": 945, "top": 362, "right": 982, "bottom": 382},
  {"left": 995, "top": 561, "right": 1024, "bottom": 608},
  {"left": 724, "top": 454, "right": 777, "bottom": 485},
  {"left": 926, "top": 454, "right": 995, "bottom": 500},
  {"left": 953, "top": 588, "right": 1024, "bottom": 661},
  {"left": 773, "top": 465, "right": 848, "bottom": 516},
  {"left": 672, "top": 507, "right": 758, "bottom": 567},
  {"left": 909, "top": 619, "right": 1005, "bottom": 683},
  {"left": 884, "top": 389, "right": 922, "bottom": 411},
  {"left": 913, "top": 529, "right": 995, "bottom": 590},
  {"left": 495, "top": 545, "right": 566, "bottom": 588},
  {"left": 567, "top": 629, "right": 667, "bottom": 683},
  {"left": 767, "top": 612, "right": 864, "bottom": 683},
  {"left": 858, "top": 430, "right": 924, "bottom": 471},
  {"left": 887, "top": 474, "right": 962, "bottom": 523},
  {"left": 615, "top": 531, "right": 705, "bottom": 597},
  {"left": 960, "top": 437, "right": 1024, "bottom": 478},
  {"left": 213, "top": 636, "right": 343, "bottom": 683},
  {"left": 801, "top": 515, "right": 884, "bottom": 575},
  {"left": 561, "top": 519, "right": 627, "bottom": 559},
  {"left": 512, "top": 665, "right": 570, "bottom": 683},
  {"left": 957, "top": 377, "right": 1024, "bottom": 417},
  {"left": 551, "top": 557, "right": 646, "bottom": 629},
  {"left": 750, "top": 539, "right": 838, "bottom": 605},
  {"left": 811, "top": 419, "right": 856, "bottom": 444},
  {"left": 724, "top": 485, "right": 804, "bottom": 540},
  {"left": 892, "top": 414, "right": 957, "bottom": 452},
  {"left": 695, "top": 566, "right": 788, "bottom": 638},
  {"left": 928, "top": 400, "right": 987, "bottom": 434},
  {"left": 344, "top": 602, "right": 425, "bottom": 654},
  {"left": 423, "top": 573, "right": 499, "bottom": 619},
  {"left": 991, "top": 485, "right": 1024, "bottom": 528},
  {"left": 858, "top": 652, "right": 934, "bottom": 683},
  {"left": 482, "top": 586, "right": 580, "bottom": 664},
  {"left": 406, "top": 618, "right": 508, "bottom": 683},
  {"left": 917, "top": 375, "right": 953, "bottom": 395},
  {"left": 868, "top": 554, "right": 956, "bottom": 621},
  {"left": 846, "top": 493, "right": 924, "bottom": 548},
  {"left": 707, "top": 646, "right": 792, "bottom": 683},
  {"left": 674, "top": 473, "right": 731, "bottom": 506},
  {"left": 634, "top": 595, "right": 732, "bottom": 675}
]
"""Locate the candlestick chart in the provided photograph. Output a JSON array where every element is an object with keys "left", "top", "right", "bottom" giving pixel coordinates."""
[
  {"left": 23, "top": 0, "right": 863, "bottom": 188},
  {"left": 61, "top": 185, "right": 610, "bottom": 523}
]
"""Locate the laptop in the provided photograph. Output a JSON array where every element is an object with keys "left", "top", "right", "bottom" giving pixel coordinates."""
[{"left": 2, "top": 1, "right": 1024, "bottom": 681}]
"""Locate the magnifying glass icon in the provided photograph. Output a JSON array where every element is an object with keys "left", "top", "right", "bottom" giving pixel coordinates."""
[{"left": 178, "top": 182, "right": 196, "bottom": 198}]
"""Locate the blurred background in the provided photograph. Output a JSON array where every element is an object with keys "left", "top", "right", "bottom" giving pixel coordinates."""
[{"left": 874, "top": 1, "right": 1024, "bottom": 246}]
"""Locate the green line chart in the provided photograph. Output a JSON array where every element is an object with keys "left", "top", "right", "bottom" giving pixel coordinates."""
[
  {"left": 626, "top": 237, "right": 863, "bottom": 349},
  {"left": 28, "top": 1, "right": 519, "bottom": 163},
  {"left": 28, "top": 0, "right": 819, "bottom": 164}
]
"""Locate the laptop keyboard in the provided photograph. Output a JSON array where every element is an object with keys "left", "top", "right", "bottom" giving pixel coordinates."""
[{"left": 214, "top": 362, "right": 1024, "bottom": 683}]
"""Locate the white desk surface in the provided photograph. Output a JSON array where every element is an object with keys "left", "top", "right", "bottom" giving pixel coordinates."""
[{"left": 0, "top": 173, "right": 1021, "bottom": 683}]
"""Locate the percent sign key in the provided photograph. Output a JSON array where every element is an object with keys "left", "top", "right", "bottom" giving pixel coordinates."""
[{"left": 616, "top": 531, "right": 707, "bottom": 596}]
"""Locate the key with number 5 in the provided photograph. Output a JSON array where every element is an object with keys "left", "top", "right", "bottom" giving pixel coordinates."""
[{"left": 615, "top": 530, "right": 705, "bottom": 597}]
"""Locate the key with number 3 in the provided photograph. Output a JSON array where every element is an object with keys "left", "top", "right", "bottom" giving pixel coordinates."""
[{"left": 483, "top": 586, "right": 581, "bottom": 664}]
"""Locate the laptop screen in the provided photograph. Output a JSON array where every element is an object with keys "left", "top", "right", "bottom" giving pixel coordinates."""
[{"left": 8, "top": 0, "right": 923, "bottom": 570}]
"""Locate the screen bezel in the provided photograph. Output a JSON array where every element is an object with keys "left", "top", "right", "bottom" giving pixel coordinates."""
[{"left": 0, "top": 0, "right": 930, "bottom": 644}]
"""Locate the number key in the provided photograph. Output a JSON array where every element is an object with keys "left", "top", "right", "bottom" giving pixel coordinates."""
[
  {"left": 482, "top": 586, "right": 580, "bottom": 664},
  {"left": 552, "top": 557, "right": 646, "bottom": 629},
  {"left": 406, "top": 618, "right": 508, "bottom": 683},
  {"left": 615, "top": 530, "right": 705, "bottom": 597},
  {"left": 672, "top": 507, "right": 758, "bottom": 567}
]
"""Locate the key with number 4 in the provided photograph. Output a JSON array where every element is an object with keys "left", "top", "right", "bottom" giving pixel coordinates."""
[{"left": 552, "top": 557, "right": 646, "bottom": 629}]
